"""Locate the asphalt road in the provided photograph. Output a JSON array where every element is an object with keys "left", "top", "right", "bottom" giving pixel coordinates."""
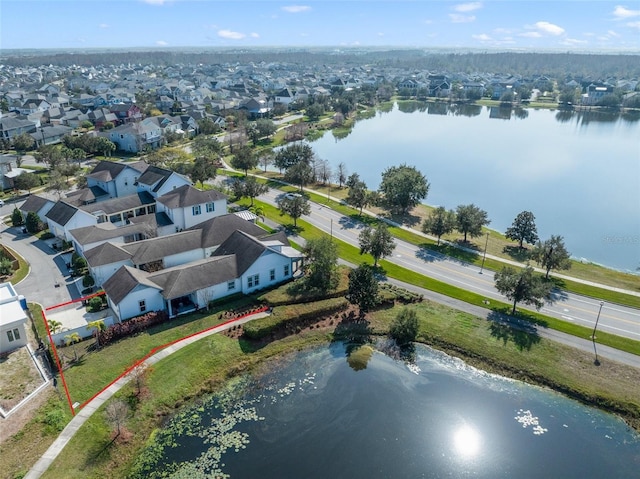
[{"left": 259, "top": 188, "right": 640, "bottom": 344}]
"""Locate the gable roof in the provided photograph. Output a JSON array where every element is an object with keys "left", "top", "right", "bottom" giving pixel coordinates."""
[
  {"left": 148, "top": 256, "right": 238, "bottom": 299},
  {"left": 84, "top": 242, "right": 131, "bottom": 268},
  {"left": 136, "top": 165, "right": 173, "bottom": 192},
  {"left": 122, "top": 230, "right": 202, "bottom": 265},
  {"left": 103, "top": 265, "right": 162, "bottom": 305},
  {"left": 65, "top": 185, "right": 109, "bottom": 205},
  {"left": 211, "top": 230, "right": 268, "bottom": 275},
  {"left": 69, "top": 220, "right": 153, "bottom": 247},
  {"left": 87, "top": 160, "right": 146, "bottom": 183},
  {"left": 80, "top": 191, "right": 155, "bottom": 215},
  {"left": 187, "top": 213, "right": 266, "bottom": 249},
  {"left": 45, "top": 201, "right": 79, "bottom": 226},
  {"left": 156, "top": 185, "right": 226, "bottom": 209},
  {"left": 19, "top": 194, "right": 53, "bottom": 214}
]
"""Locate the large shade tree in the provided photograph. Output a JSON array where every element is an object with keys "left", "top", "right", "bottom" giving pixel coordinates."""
[
  {"left": 494, "top": 265, "right": 552, "bottom": 315},
  {"left": 303, "top": 236, "right": 339, "bottom": 292},
  {"left": 532, "top": 235, "right": 572, "bottom": 278},
  {"left": 455, "top": 204, "right": 490, "bottom": 242},
  {"left": 231, "top": 145, "right": 258, "bottom": 176},
  {"left": 505, "top": 211, "right": 539, "bottom": 249},
  {"left": 358, "top": 224, "right": 396, "bottom": 267},
  {"left": 346, "top": 264, "right": 379, "bottom": 315},
  {"left": 378, "top": 164, "right": 429, "bottom": 214},
  {"left": 422, "top": 206, "right": 456, "bottom": 245},
  {"left": 273, "top": 143, "right": 314, "bottom": 172},
  {"left": 276, "top": 194, "right": 310, "bottom": 227}
]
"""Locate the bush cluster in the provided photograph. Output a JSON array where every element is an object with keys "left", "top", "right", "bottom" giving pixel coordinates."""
[
  {"left": 98, "top": 311, "right": 169, "bottom": 345},
  {"left": 378, "top": 283, "right": 423, "bottom": 305},
  {"left": 243, "top": 298, "right": 348, "bottom": 339}
]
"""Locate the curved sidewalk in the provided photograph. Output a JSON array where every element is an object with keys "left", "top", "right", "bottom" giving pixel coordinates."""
[{"left": 25, "top": 311, "right": 269, "bottom": 479}]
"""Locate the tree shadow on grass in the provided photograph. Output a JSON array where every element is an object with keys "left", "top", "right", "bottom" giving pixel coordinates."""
[
  {"left": 486, "top": 310, "right": 541, "bottom": 351},
  {"left": 489, "top": 305, "right": 549, "bottom": 329},
  {"left": 503, "top": 245, "right": 532, "bottom": 263},
  {"left": 416, "top": 243, "right": 479, "bottom": 266},
  {"left": 378, "top": 210, "right": 422, "bottom": 228}
]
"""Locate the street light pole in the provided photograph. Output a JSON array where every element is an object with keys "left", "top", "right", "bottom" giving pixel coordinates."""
[
  {"left": 591, "top": 301, "right": 605, "bottom": 340},
  {"left": 479, "top": 232, "right": 489, "bottom": 274}
]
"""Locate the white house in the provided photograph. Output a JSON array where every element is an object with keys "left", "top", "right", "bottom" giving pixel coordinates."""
[
  {"left": 135, "top": 165, "right": 191, "bottom": 198},
  {"left": 19, "top": 194, "right": 55, "bottom": 222},
  {"left": 0, "top": 282, "right": 28, "bottom": 354},
  {"left": 106, "top": 118, "right": 163, "bottom": 153},
  {"left": 103, "top": 230, "right": 303, "bottom": 321},
  {"left": 45, "top": 201, "right": 98, "bottom": 241},
  {"left": 156, "top": 185, "right": 227, "bottom": 231},
  {"left": 84, "top": 160, "right": 146, "bottom": 200}
]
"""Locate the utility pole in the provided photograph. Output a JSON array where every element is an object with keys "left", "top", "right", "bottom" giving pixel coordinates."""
[{"left": 479, "top": 232, "right": 489, "bottom": 274}]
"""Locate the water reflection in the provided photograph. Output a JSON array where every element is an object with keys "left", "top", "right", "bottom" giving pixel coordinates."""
[{"left": 453, "top": 424, "right": 482, "bottom": 458}]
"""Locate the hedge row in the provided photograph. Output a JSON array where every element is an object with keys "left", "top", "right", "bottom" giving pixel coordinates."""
[
  {"left": 243, "top": 297, "right": 348, "bottom": 339},
  {"left": 97, "top": 310, "right": 169, "bottom": 345}
]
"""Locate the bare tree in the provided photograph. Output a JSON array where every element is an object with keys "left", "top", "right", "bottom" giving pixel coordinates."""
[{"left": 105, "top": 399, "right": 129, "bottom": 438}]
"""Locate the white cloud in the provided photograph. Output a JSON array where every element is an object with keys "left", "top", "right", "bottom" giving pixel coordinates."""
[
  {"left": 627, "top": 21, "right": 640, "bottom": 29},
  {"left": 607, "top": 30, "right": 620, "bottom": 37},
  {"left": 449, "top": 14, "right": 476, "bottom": 23},
  {"left": 493, "top": 28, "right": 512, "bottom": 34},
  {"left": 156, "top": 40, "right": 168, "bottom": 46},
  {"left": 377, "top": 32, "right": 385, "bottom": 37},
  {"left": 250, "top": 32, "right": 260, "bottom": 38},
  {"left": 534, "top": 21, "right": 565, "bottom": 35},
  {"left": 561, "top": 38, "right": 587, "bottom": 45},
  {"left": 519, "top": 31, "right": 542, "bottom": 38},
  {"left": 141, "top": 0, "right": 169, "bottom": 5},
  {"left": 282, "top": 5, "right": 311, "bottom": 13},
  {"left": 472, "top": 33, "right": 491, "bottom": 41},
  {"left": 454, "top": 2, "right": 483, "bottom": 13},
  {"left": 218, "top": 29, "right": 246, "bottom": 40},
  {"left": 612, "top": 5, "right": 640, "bottom": 19},
  {"left": 99, "top": 23, "right": 109, "bottom": 29}
]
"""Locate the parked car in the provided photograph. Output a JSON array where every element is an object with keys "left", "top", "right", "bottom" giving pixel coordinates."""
[
  {"left": 0, "top": 199, "right": 5, "bottom": 207},
  {"left": 284, "top": 192, "right": 302, "bottom": 200}
]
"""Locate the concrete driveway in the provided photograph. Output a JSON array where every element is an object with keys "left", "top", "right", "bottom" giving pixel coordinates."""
[{"left": 0, "top": 213, "right": 78, "bottom": 309}]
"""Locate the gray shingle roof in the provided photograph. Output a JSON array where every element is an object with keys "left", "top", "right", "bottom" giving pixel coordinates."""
[
  {"left": 69, "top": 221, "right": 151, "bottom": 246},
  {"left": 157, "top": 185, "right": 227, "bottom": 209},
  {"left": 136, "top": 165, "right": 173, "bottom": 192},
  {"left": 211, "top": 230, "right": 267, "bottom": 275},
  {"left": 103, "top": 265, "right": 162, "bottom": 305},
  {"left": 65, "top": 185, "right": 109, "bottom": 205},
  {"left": 122, "top": 230, "right": 202, "bottom": 265},
  {"left": 45, "top": 201, "right": 79, "bottom": 226},
  {"left": 149, "top": 256, "right": 238, "bottom": 299},
  {"left": 80, "top": 191, "right": 155, "bottom": 215},
  {"left": 19, "top": 194, "right": 53, "bottom": 214},
  {"left": 84, "top": 242, "right": 131, "bottom": 268},
  {"left": 187, "top": 213, "right": 266, "bottom": 249}
]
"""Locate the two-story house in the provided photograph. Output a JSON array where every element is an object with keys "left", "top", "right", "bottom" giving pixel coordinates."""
[{"left": 156, "top": 185, "right": 227, "bottom": 231}]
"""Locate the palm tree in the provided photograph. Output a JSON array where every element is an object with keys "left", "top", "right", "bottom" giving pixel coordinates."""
[
  {"left": 250, "top": 205, "right": 265, "bottom": 222},
  {"left": 64, "top": 332, "right": 81, "bottom": 361},
  {"left": 87, "top": 320, "right": 106, "bottom": 347},
  {"left": 48, "top": 319, "right": 63, "bottom": 334}
]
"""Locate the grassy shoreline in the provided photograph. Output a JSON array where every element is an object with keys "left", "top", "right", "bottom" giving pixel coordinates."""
[{"left": 32, "top": 298, "right": 640, "bottom": 478}]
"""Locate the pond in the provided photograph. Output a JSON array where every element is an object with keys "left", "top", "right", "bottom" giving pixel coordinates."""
[
  {"left": 131, "top": 342, "right": 639, "bottom": 478},
  {"left": 308, "top": 104, "right": 640, "bottom": 273}
]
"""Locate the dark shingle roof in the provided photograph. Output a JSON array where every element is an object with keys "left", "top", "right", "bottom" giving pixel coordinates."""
[
  {"left": 65, "top": 185, "right": 109, "bottom": 205},
  {"left": 45, "top": 201, "right": 79, "bottom": 226},
  {"left": 69, "top": 221, "right": 151, "bottom": 246},
  {"left": 19, "top": 194, "right": 53, "bottom": 214},
  {"left": 84, "top": 242, "right": 131, "bottom": 268},
  {"left": 211, "top": 230, "right": 267, "bottom": 275},
  {"left": 149, "top": 256, "right": 238, "bottom": 299},
  {"left": 136, "top": 165, "right": 173, "bottom": 192},
  {"left": 157, "top": 185, "right": 227, "bottom": 209},
  {"left": 187, "top": 213, "right": 266, "bottom": 249},
  {"left": 128, "top": 211, "right": 173, "bottom": 227},
  {"left": 122, "top": 230, "right": 202, "bottom": 265},
  {"left": 86, "top": 160, "right": 127, "bottom": 182},
  {"left": 80, "top": 191, "right": 155, "bottom": 215},
  {"left": 103, "top": 265, "right": 162, "bottom": 305}
]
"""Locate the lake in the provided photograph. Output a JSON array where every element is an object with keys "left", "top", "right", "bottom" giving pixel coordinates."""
[
  {"left": 133, "top": 342, "right": 640, "bottom": 478},
  {"left": 308, "top": 104, "right": 640, "bottom": 273}
]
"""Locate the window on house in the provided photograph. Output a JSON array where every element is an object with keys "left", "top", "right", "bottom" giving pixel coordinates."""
[
  {"left": 270, "top": 269, "right": 275, "bottom": 281},
  {"left": 284, "top": 264, "right": 290, "bottom": 277},
  {"left": 7, "top": 330, "right": 14, "bottom": 342},
  {"left": 13, "top": 329, "right": 20, "bottom": 340},
  {"left": 192, "top": 205, "right": 201, "bottom": 216},
  {"left": 139, "top": 300, "right": 146, "bottom": 313},
  {"left": 247, "top": 274, "right": 260, "bottom": 288},
  {"left": 227, "top": 280, "right": 235, "bottom": 291},
  {"left": 206, "top": 202, "right": 215, "bottom": 213}
]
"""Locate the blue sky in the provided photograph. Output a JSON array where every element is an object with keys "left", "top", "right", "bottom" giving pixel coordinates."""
[{"left": 2, "top": 1, "right": 639, "bottom": 51}]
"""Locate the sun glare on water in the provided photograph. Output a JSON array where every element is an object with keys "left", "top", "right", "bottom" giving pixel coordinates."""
[{"left": 453, "top": 425, "right": 482, "bottom": 457}]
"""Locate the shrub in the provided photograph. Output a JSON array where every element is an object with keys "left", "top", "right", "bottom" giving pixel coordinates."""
[
  {"left": 11, "top": 208, "right": 24, "bottom": 227},
  {"left": 389, "top": 308, "right": 419, "bottom": 345},
  {"left": 82, "top": 274, "right": 95, "bottom": 289},
  {"left": 25, "top": 211, "right": 43, "bottom": 234},
  {"left": 88, "top": 297, "right": 103, "bottom": 312},
  {"left": 98, "top": 311, "right": 169, "bottom": 345}
]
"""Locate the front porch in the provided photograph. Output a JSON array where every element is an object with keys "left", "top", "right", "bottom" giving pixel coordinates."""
[{"left": 167, "top": 295, "right": 197, "bottom": 317}]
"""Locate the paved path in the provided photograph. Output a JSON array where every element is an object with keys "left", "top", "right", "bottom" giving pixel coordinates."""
[{"left": 25, "top": 311, "right": 269, "bottom": 479}]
